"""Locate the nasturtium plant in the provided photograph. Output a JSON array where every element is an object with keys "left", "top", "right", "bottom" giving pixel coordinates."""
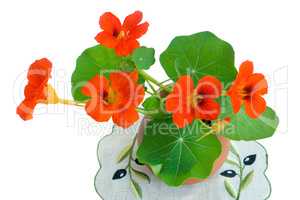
[
  {"left": 160, "top": 31, "right": 237, "bottom": 85},
  {"left": 216, "top": 96, "right": 279, "bottom": 141},
  {"left": 137, "top": 119, "right": 222, "bottom": 186},
  {"left": 132, "top": 47, "right": 155, "bottom": 70},
  {"left": 71, "top": 45, "right": 135, "bottom": 101},
  {"left": 16, "top": 10, "right": 280, "bottom": 196}
]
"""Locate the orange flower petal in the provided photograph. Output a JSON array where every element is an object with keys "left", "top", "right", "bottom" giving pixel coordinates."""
[
  {"left": 17, "top": 58, "right": 53, "bottom": 120},
  {"left": 16, "top": 99, "right": 37, "bottom": 121},
  {"left": 165, "top": 95, "right": 180, "bottom": 113},
  {"left": 196, "top": 75, "right": 222, "bottom": 98},
  {"left": 173, "top": 75, "right": 194, "bottom": 96},
  {"left": 24, "top": 84, "right": 46, "bottom": 100},
  {"left": 194, "top": 99, "right": 220, "bottom": 120},
  {"left": 244, "top": 95, "right": 267, "bottom": 118},
  {"left": 246, "top": 73, "right": 268, "bottom": 95},
  {"left": 123, "top": 11, "right": 143, "bottom": 31},
  {"left": 236, "top": 60, "right": 253, "bottom": 83},
  {"left": 129, "top": 70, "right": 139, "bottom": 83},
  {"left": 129, "top": 22, "right": 149, "bottom": 39},
  {"left": 27, "top": 58, "right": 52, "bottom": 86},
  {"left": 112, "top": 106, "right": 139, "bottom": 128},
  {"left": 115, "top": 39, "right": 140, "bottom": 56},
  {"left": 95, "top": 31, "right": 119, "bottom": 48},
  {"left": 99, "top": 12, "right": 122, "bottom": 34},
  {"left": 133, "top": 85, "right": 145, "bottom": 106},
  {"left": 85, "top": 99, "right": 112, "bottom": 122},
  {"left": 228, "top": 92, "right": 243, "bottom": 114},
  {"left": 167, "top": 75, "right": 195, "bottom": 128},
  {"left": 172, "top": 112, "right": 194, "bottom": 128},
  {"left": 81, "top": 75, "right": 109, "bottom": 97},
  {"left": 110, "top": 72, "right": 132, "bottom": 93}
]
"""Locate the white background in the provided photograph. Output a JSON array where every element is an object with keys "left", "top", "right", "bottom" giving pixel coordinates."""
[{"left": 0, "top": 0, "right": 298, "bottom": 199}]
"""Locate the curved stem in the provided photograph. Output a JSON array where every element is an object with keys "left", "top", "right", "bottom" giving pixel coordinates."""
[
  {"left": 58, "top": 99, "right": 85, "bottom": 107},
  {"left": 146, "top": 80, "right": 157, "bottom": 94},
  {"left": 145, "top": 90, "right": 154, "bottom": 95},
  {"left": 138, "top": 70, "right": 172, "bottom": 93},
  {"left": 136, "top": 108, "right": 153, "bottom": 116}
]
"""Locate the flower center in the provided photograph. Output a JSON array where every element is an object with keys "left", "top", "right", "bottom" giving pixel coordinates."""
[
  {"left": 102, "top": 88, "right": 117, "bottom": 104},
  {"left": 191, "top": 92, "right": 204, "bottom": 108},
  {"left": 117, "top": 30, "right": 126, "bottom": 40},
  {"left": 238, "top": 86, "right": 252, "bottom": 99},
  {"left": 113, "top": 29, "right": 119, "bottom": 37}
]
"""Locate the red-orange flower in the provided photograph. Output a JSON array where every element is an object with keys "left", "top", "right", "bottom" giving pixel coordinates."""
[
  {"left": 95, "top": 11, "right": 149, "bottom": 56},
  {"left": 166, "top": 75, "right": 222, "bottom": 128},
  {"left": 16, "top": 58, "right": 52, "bottom": 120},
  {"left": 227, "top": 60, "right": 268, "bottom": 118},
  {"left": 81, "top": 70, "right": 145, "bottom": 128}
]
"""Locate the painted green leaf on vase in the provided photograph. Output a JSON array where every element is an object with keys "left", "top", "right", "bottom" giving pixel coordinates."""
[
  {"left": 131, "top": 168, "right": 151, "bottom": 184},
  {"left": 71, "top": 45, "right": 134, "bottom": 101},
  {"left": 116, "top": 143, "right": 132, "bottom": 163},
  {"left": 217, "top": 96, "right": 279, "bottom": 140},
  {"left": 136, "top": 119, "right": 222, "bottom": 186},
  {"left": 160, "top": 31, "right": 237, "bottom": 85},
  {"left": 130, "top": 179, "right": 142, "bottom": 199},
  {"left": 241, "top": 170, "right": 255, "bottom": 190},
  {"left": 224, "top": 180, "right": 237, "bottom": 198}
]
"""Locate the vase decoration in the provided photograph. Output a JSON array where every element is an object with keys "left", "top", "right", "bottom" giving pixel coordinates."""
[{"left": 16, "top": 11, "right": 279, "bottom": 200}]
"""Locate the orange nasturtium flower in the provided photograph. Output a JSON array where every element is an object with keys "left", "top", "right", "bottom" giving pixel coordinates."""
[
  {"left": 16, "top": 58, "right": 53, "bottom": 120},
  {"left": 81, "top": 71, "right": 145, "bottom": 128},
  {"left": 227, "top": 60, "right": 268, "bottom": 118},
  {"left": 166, "top": 75, "right": 222, "bottom": 128},
  {"left": 95, "top": 11, "right": 149, "bottom": 56}
]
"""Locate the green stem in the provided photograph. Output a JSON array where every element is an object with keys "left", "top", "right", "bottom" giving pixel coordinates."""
[
  {"left": 145, "top": 89, "right": 154, "bottom": 95},
  {"left": 58, "top": 99, "right": 85, "bottom": 107},
  {"left": 139, "top": 70, "right": 161, "bottom": 86},
  {"left": 146, "top": 80, "right": 157, "bottom": 94},
  {"left": 136, "top": 108, "right": 153, "bottom": 116},
  {"left": 138, "top": 70, "right": 172, "bottom": 93}
]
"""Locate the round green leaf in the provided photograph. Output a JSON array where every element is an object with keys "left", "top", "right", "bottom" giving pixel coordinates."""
[
  {"left": 160, "top": 31, "right": 237, "bottom": 85},
  {"left": 132, "top": 47, "right": 155, "bottom": 70},
  {"left": 142, "top": 96, "right": 168, "bottom": 119},
  {"left": 136, "top": 119, "right": 222, "bottom": 186},
  {"left": 217, "top": 96, "right": 279, "bottom": 140},
  {"left": 71, "top": 45, "right": 134, "bottom": 101}
]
